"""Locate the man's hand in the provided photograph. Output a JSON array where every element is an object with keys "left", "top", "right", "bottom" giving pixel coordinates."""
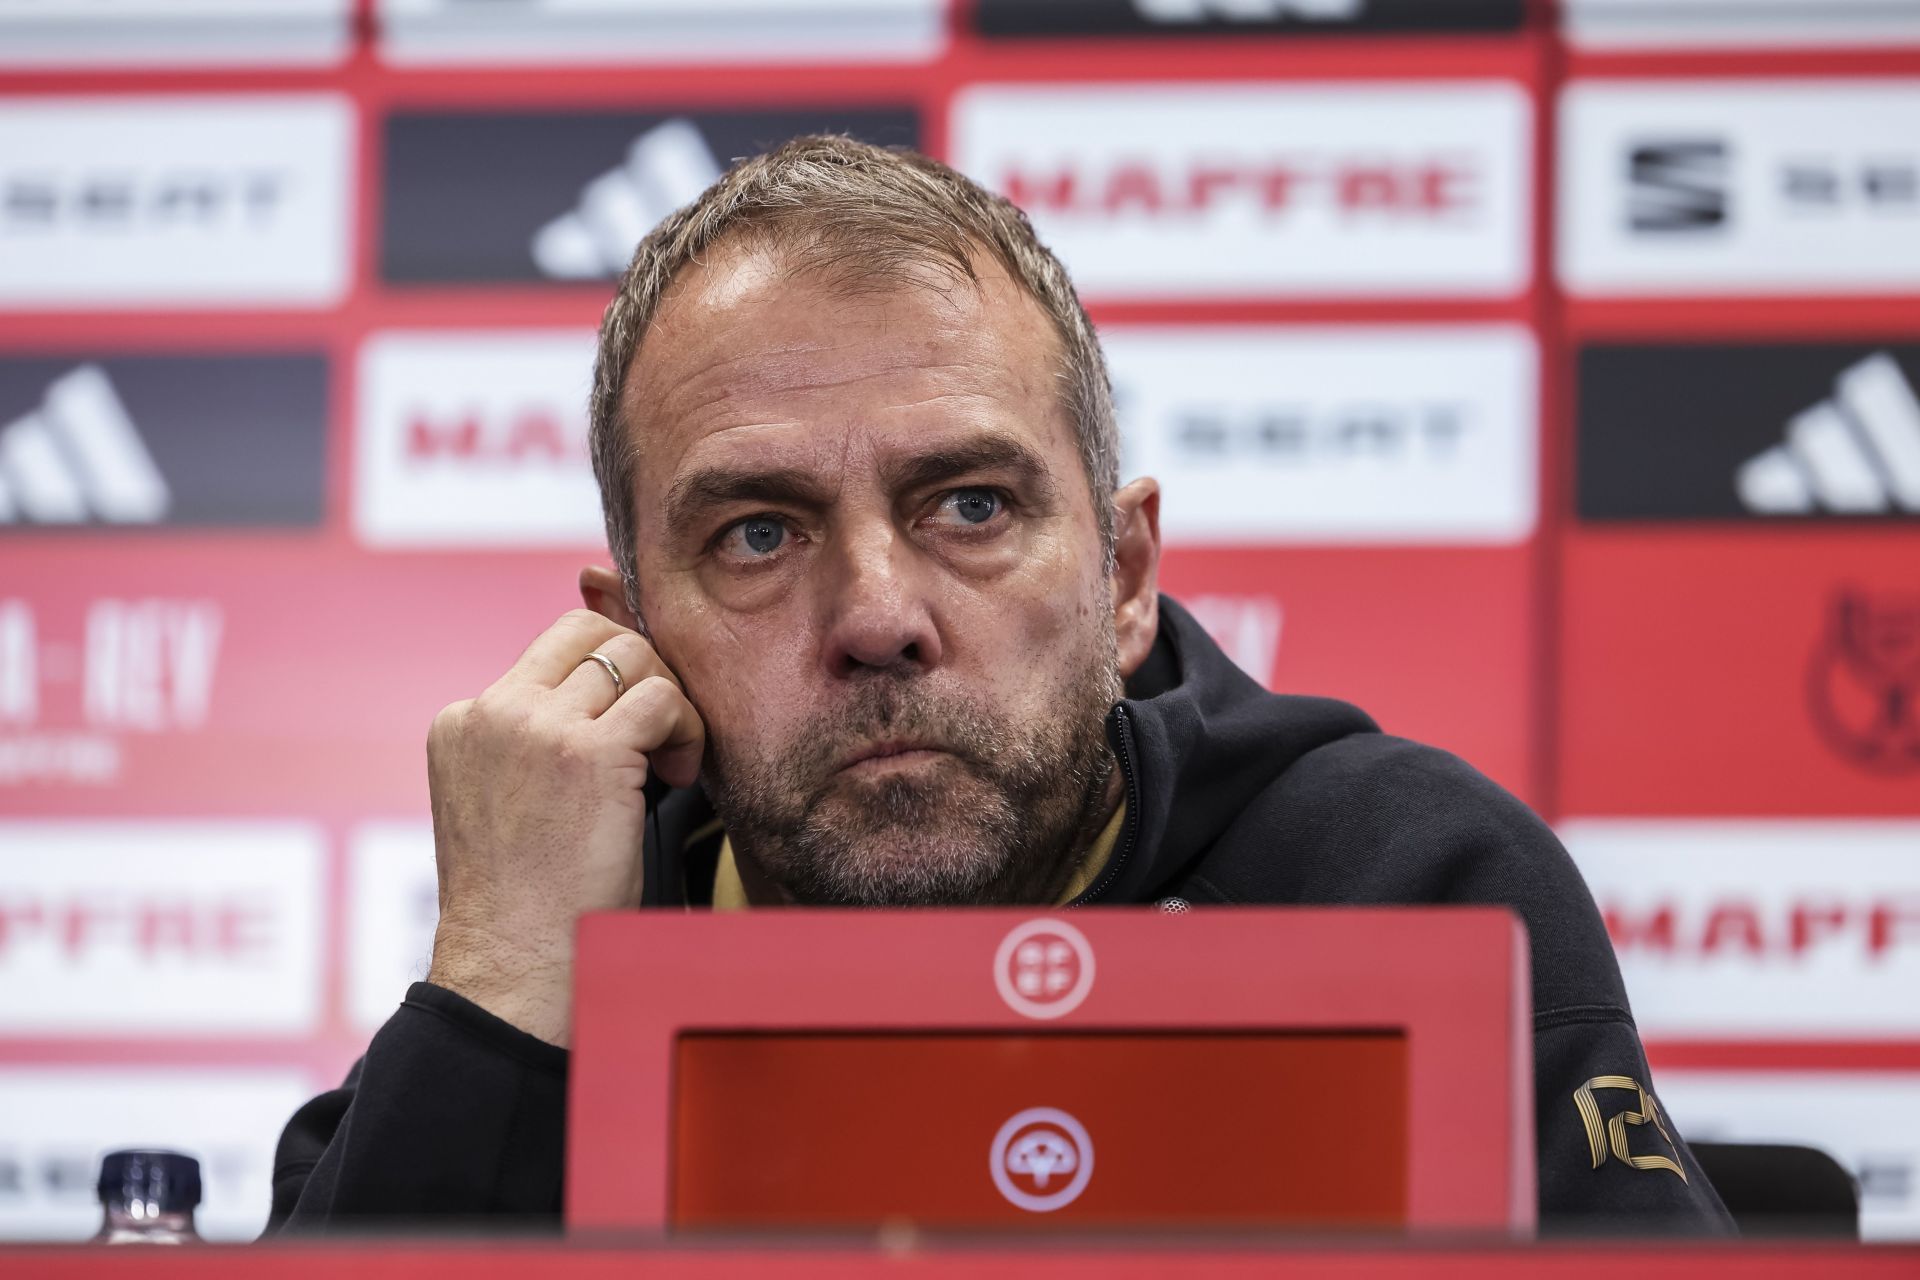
[{"left": 424, "top": 609, "right": 704, "bottom": 1047}]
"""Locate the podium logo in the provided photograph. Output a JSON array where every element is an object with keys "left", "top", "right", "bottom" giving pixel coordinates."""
[
  {"left": 994, "top": 918, "right": 1095, "bottom": 1020},
  {"left": 531, "top": 118, "right": 722, "bottom": 279},
  {"left": 0, "top": 366, "right": 166, "bottom": 525},
  {"left": 990, "top": 1107, "right": 1094, "bottom": 1212},
  {"left": 1738, "top": 353, "right": 1920, "bottom": 516},
  {"left": 1808, "top": 589, "right": 1920, "bottom": 774}
]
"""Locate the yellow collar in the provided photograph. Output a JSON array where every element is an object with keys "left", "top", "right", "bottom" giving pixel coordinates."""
[{"left": 712, "top": 802, "right": 1128, "bottom": 911}]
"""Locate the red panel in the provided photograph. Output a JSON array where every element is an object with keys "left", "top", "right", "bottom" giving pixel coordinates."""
[
  {"left": 1557, "top": 529, "right": 1920, "bottom": 816},
  {"left": 567, "top": 909, "right": 1534, "bottom": 1236}
]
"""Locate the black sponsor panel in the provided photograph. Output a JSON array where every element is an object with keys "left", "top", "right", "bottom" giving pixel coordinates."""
[
  {"left": 1578, "top": 343, "right": 1920, "bottom": 521},
  {"left": 0, "top": 353, "right": 327, "bottom": 528},
  {"left": 974, "top": 0, "right": 1524, "bottom": 37},
  {"left": 382, "top": 108, "right": 921, "bottom": 284}
]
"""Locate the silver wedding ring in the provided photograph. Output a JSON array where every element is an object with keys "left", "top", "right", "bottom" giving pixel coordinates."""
[{"left": 581, "top": 650, "right": 625, "bottom": 699}]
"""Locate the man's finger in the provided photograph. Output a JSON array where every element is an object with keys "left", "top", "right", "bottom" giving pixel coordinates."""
[
  {"left": 598, "top": 675, "right": 706, "bottom": 790},
  {"left": 551, "top": 631, "right": 677, "bottom": 718},
  {"left": 505, "top": 609, "right": 630, "bottom": 689}
]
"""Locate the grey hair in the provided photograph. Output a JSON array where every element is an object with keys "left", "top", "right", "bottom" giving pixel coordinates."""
[{"left": 588, "top": 134, "right": 1120, "bottom": 618}]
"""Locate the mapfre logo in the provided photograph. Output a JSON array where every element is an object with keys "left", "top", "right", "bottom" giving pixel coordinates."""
[
  {"left": 1808, "top": 588, "right": 1920, "bottom": 774},
  {"left": 0, "top": 597, "right": 222, "bottom": 788},
  {"left": 0, "top": 821, "right": 323, "bottom": 1034},
  {"left": 1102, "top": 325, "right": 1537, "bottom": 543},
  {"left": 0, "top": 95, "right": 351, "bottom": 308},
  {"left": 1561, "top": 80, "right": 1920, "bottom": 295},
  {"left": 1562, "top": 819, "right": 1920, "bottom": 1038},
  {"left": 952, "top": 82, "right": 1530, "bottom": 298},
  {"left": 354, "top": 330, "right": 602, "bottom": 547}
]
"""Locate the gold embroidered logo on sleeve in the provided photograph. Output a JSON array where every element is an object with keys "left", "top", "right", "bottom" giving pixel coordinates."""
[{"left": 1573, "top": 1075, "right": 1688, "bottom": 1182}]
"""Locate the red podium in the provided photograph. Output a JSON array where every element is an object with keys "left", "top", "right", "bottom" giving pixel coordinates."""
[{"left": 566, "top": 907, "right": 1536, "bottom": 1236}]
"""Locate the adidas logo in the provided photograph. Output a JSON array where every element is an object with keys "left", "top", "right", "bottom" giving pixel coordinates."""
[
  {"left": 1737, "top": 352, "right": 1920, "bottom": 515},
  {"left": 0, "top": 365, "right": 168, "bottom": 525},
  {"left": 530, "top": 118, "right": 722, "bottom": 279}
]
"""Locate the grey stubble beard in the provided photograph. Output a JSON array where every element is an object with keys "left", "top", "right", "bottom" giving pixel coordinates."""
[{"left": 698, "top": 627, "right": 1124, "bottom": 907}]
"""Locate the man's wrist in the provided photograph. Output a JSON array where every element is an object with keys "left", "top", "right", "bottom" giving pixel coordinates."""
[{"left": 427, "top": 924, "right": 573, "bottom": 1048}]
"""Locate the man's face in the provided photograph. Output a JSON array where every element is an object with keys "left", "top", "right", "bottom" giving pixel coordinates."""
[{"left": 619, "top": 241, "right": 1131, "bottom": 906}]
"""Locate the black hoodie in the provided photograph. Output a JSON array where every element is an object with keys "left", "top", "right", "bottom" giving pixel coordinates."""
[{"left": 266, "top": 596, "right": 1733, "bottom": 1235}]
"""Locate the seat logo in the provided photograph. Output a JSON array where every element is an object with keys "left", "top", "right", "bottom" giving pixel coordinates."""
[
  {"left": 990, "top": 1107, "right": 1094, "bottom": 1212},
  {"left": 993, "top": 918, "right": 1095, "bottom": 1019}
]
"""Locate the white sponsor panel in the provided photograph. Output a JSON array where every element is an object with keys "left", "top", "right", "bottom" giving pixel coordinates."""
[
  {"left": 0, "top": 821, "right": 323, "bottom": 1035},
  {"left": 1564, "top": 0, "right": 1920, "bottom": 50},
  {"left": 1560, "top": 80, "right": 1920, "bottom": 296},
  {"left": 0, "top": 0, "right": 351, "bottom": 68},
  {"left": 951, "top": 82, "right": 1531, "bottom": 299},
  {"left": 1659, "top": 1072, "right": 1920, "bottom": 1241},
  {"left": 1560, "top": 819, "right": 1920, "bottom": 1038},
  {"left": 379, "top": 0, "right": 944, "bottom": 64},
  {"left": 355, "top": 330, "right": 601, "bottom": 548},
  {"left": 348, "top": 821, "right": 440, "bottom": 1033},
  {"left": 0, "top": 1068, "right": 313, "bottom": 1242},
  {"left": 0, "top": 95, "right": 353, "bottom": 309},
  {"left": 1103, "top": 325, "right": 1537, "bottom": 543}
]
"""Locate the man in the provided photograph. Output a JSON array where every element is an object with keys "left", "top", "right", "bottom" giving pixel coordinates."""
[{"left": 268, "top": 137, "right": 1731, "bottom": 1233}]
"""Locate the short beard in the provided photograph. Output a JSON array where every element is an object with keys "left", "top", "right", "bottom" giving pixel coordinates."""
[{"left": 699, "top": 632, "right": 1122, "bottom": 907}]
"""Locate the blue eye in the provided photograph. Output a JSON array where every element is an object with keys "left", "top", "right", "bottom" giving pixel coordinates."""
[
  {"left": 729, "top": 517, "right": 785, "bottom": 556},
  {"left": 947, "top": 489, "right": 1001, "bottom": 525}
]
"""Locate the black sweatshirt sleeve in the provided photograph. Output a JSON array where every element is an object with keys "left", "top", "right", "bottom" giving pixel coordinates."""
[
  {"left": 1532, "top": 1010, "right": 1734, "bottom": 1234},
  {"left": 263, "top": 982, "right": 568, "bottom": 1234}
]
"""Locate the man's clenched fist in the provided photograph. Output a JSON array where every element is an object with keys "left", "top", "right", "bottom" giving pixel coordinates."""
[{"left": 424, "top": 609, "right": 703, "bottom": 1046}]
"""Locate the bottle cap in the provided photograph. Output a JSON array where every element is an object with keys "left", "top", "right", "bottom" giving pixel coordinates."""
[{"left": 97, "top": 1150, "right": 202, "bottom": 1214}]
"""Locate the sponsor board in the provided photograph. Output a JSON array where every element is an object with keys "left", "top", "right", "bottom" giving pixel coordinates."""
[
  {"left": 1557, "top": 536, "right": 1920, "bottom": 812},
  {"left": 1160, "top": 545, "right": 1537, "bottom": 805},
  {"left": 1561, "top": 819, "right": 1920, "bottom": 1039},
  {"left": 0, "top": 354, "right": 327, "bottom": 528},
  {"left": 381, "top": 108, "right": 919, "bottom": 284},
  {"left": 973, "top": 0, "right": 1524, "bottom": 37},
  {"left": 0, "top": 1067, "right": 313, "bottom": 1242},
  {"left": 355, "top": 330, "right": 601, "bottom": 548},
  {"left": 1564, "top": 0, "right": 1920, "bottom": 50},
  {"left": 1579, "top": 343, "right": 1920, "bottom": 522},
  {"left": 0, "top": 553, "right": 586, "bottom": 806},
  {"left": 0, "top": 821, "right": 323, "bottom": 1035},
  {"left": 0, "top": 0, "right": 351, "bottom": 67},
  {"left": 348, "top": 821, "right": 440, "bottom": 1033},
  {"left": 1561, "top": 81, "right": 1920, "bottom": 296},
  {"left": 950, "top": 82, "right": 1531, "bottom": 299},
  {"left": 377, "top": 0, "right": 944, "bottom": 65},
  {"left": 1657, "top": 1071, "right": 1920, "bottom": 1241},
  {"left": 1104, "top": 325, "right": 1537, "bottom": 544},
  {"left": 0, "top": 95, "right": 352, "bottom": 309}
]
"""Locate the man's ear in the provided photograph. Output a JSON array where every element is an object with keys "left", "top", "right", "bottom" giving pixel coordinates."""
[
  {"left": 1110, "top": 476, "right": 1161, "bottom": 680},
  {"left": 579, "top": 564, "right": 642, "bottom": 632}
]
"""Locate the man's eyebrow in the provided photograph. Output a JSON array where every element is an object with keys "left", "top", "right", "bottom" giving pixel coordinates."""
[
  {"left": 883, "top": 436, "right": 1059, "bottom": 499},
  {"left": 663, "top": 465, "right": 835, "bottom": 531}
]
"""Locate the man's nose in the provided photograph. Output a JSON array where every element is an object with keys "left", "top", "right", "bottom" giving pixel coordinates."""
[{"left": 818, "top": 521, "right": 943, "bottom": 677}]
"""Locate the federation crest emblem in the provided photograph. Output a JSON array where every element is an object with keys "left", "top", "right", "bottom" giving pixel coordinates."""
[{"left": 1807, "top": 588, "right": 1920, "bottom": 774}]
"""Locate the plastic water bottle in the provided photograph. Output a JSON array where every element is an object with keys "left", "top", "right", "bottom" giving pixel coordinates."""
[{"left": 91, "top": 1150, "right": 202, "bottom": 1245}]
